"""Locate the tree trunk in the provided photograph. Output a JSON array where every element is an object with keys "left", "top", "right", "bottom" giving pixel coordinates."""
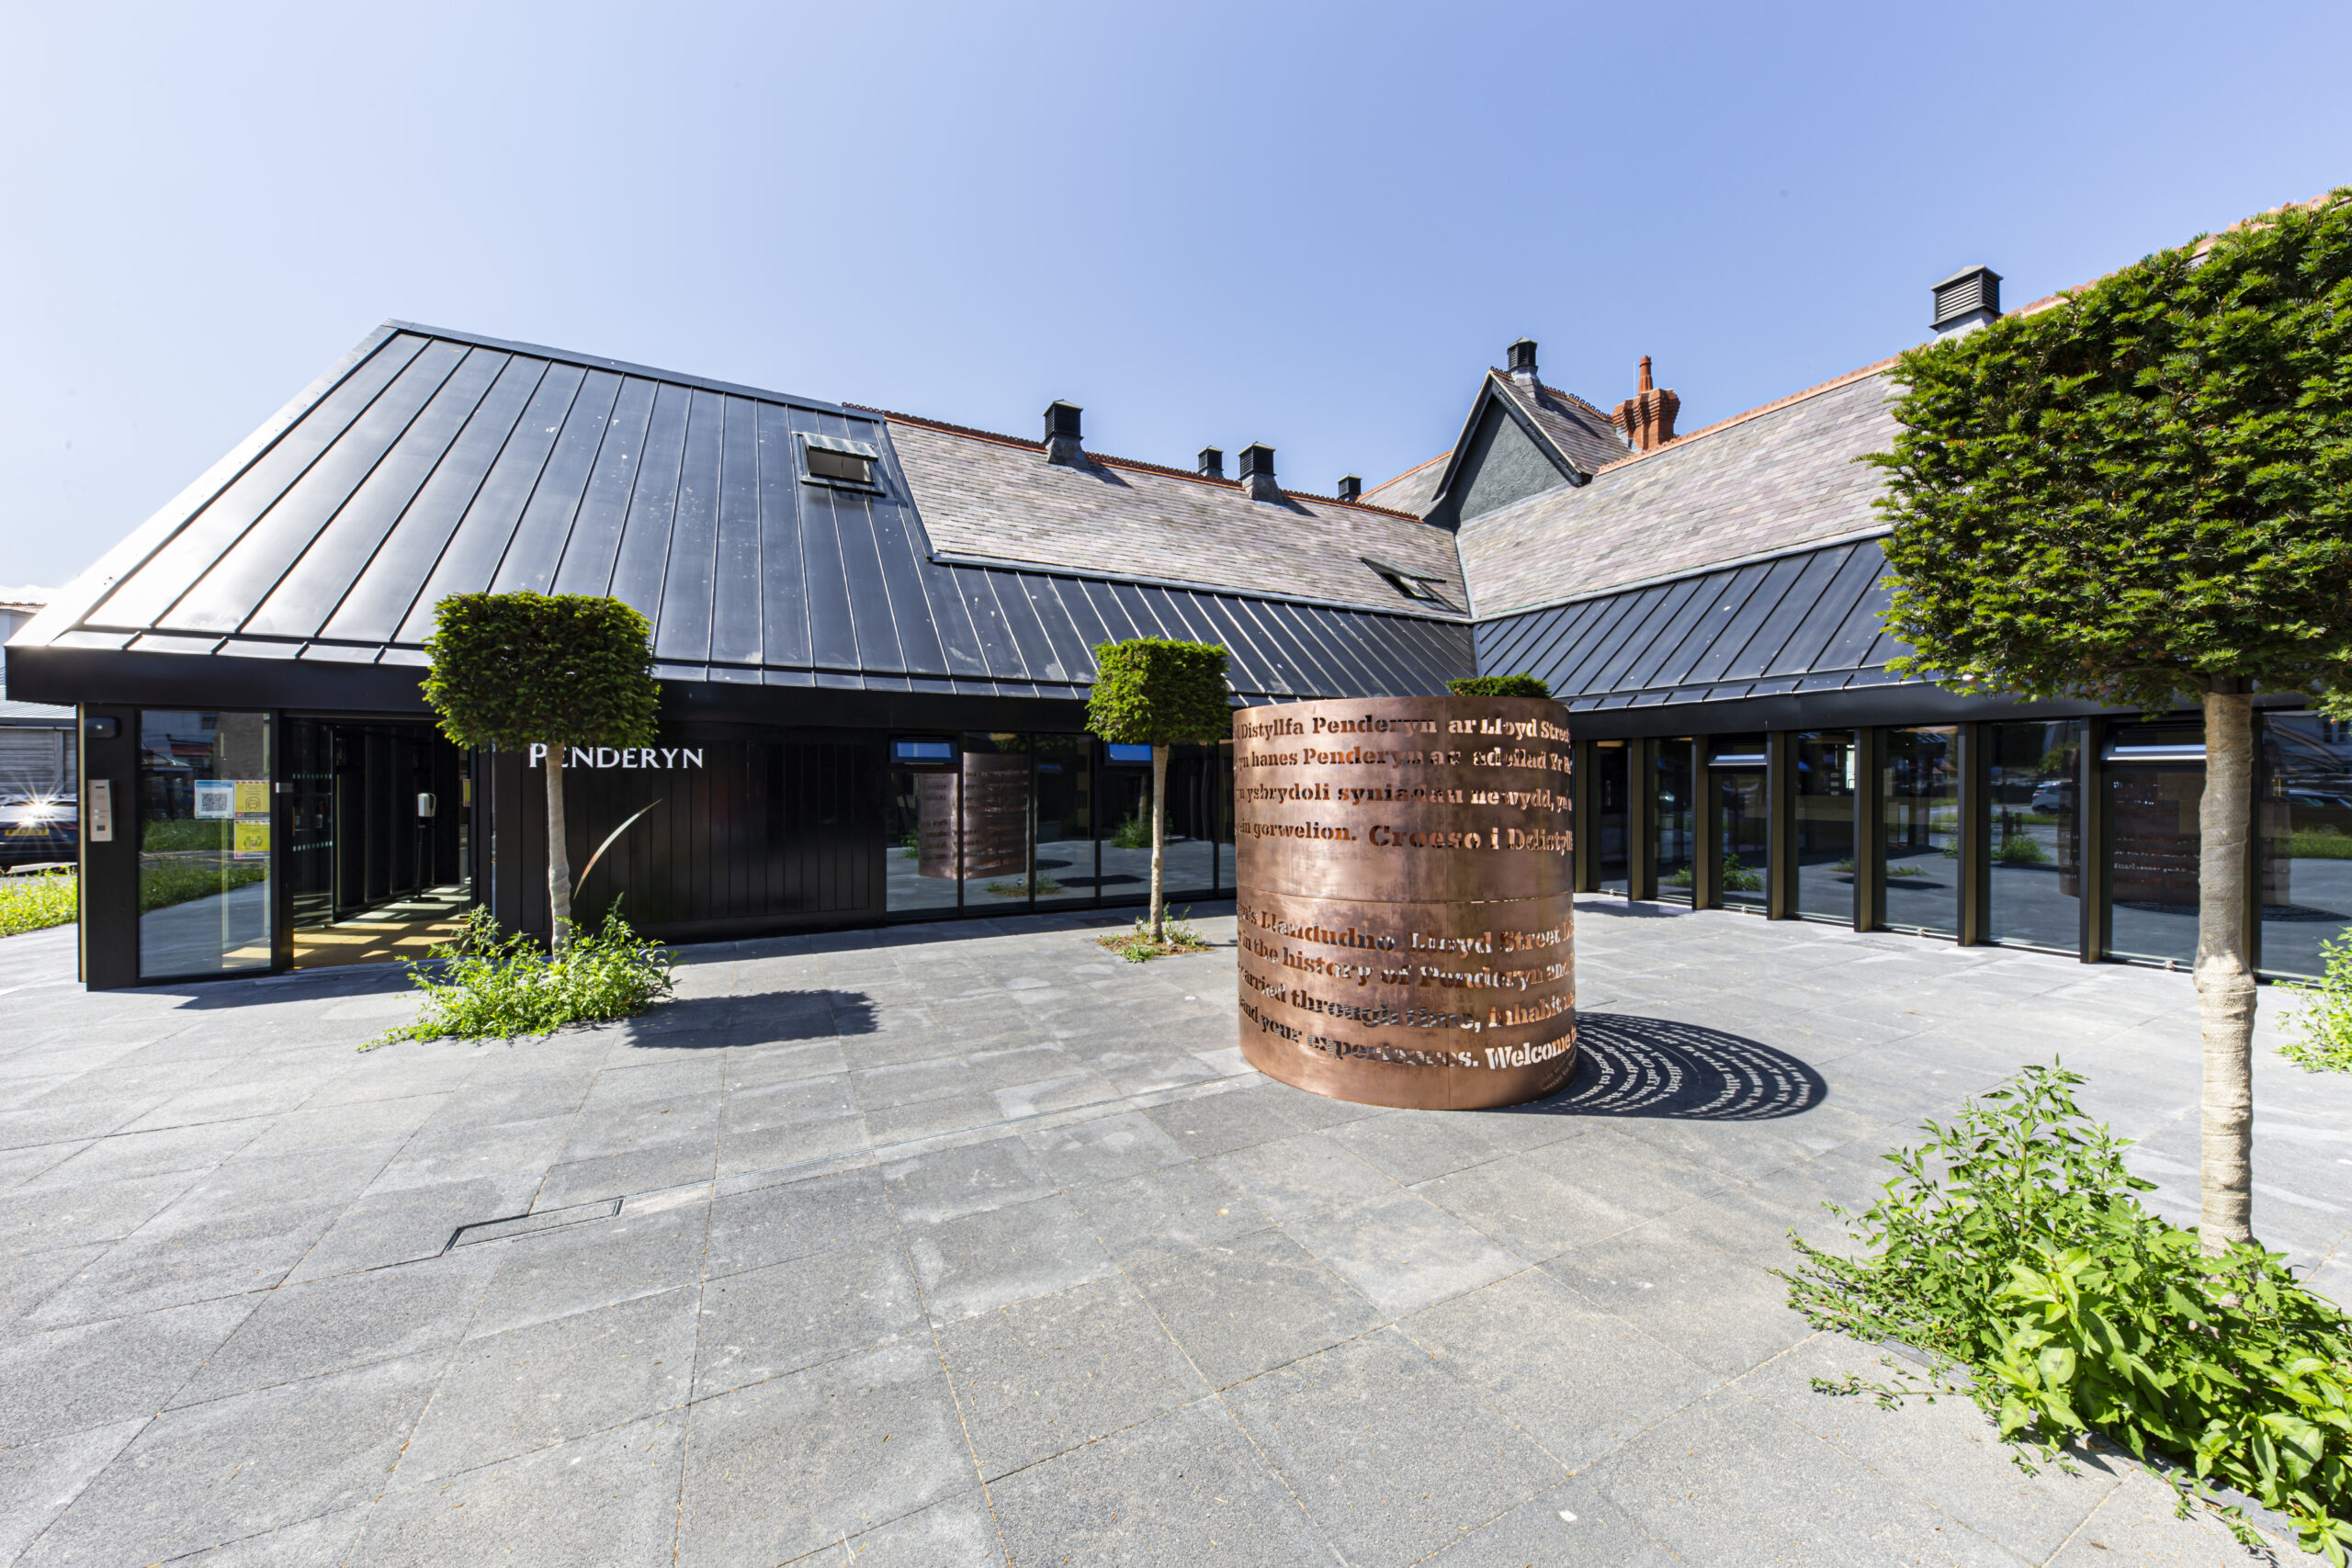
[
  {"left": 546, "top": 747, "right": 574, "bottom": 954},
  {"left": 2197, "top": 688, "right": 2257, "bottom": 1253},
  {"left": 1148, "top": 743, "right": 1168, "bottom": 943}
]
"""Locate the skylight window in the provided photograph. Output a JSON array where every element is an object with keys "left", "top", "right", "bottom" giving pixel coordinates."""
[
  {"left": 802, "top": 432, "right": 883, "bottom": 489},
  {"left": 1362, "top": 556, "right": 1453, "bottom": 607}
]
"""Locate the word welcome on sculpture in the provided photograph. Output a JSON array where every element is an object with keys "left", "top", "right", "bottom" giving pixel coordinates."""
[{"left": 1233, "top": 694, "right": 1578, "bottom": 1110}]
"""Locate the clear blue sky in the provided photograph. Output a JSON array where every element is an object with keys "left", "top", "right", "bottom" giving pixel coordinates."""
[{"left": 4, "top": 1, "right": 2347, "bottom": 594}]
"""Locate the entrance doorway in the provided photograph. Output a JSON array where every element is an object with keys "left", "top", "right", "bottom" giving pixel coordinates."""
[{"left": 285, "top": 718, "right": 471, "bottom": 968}]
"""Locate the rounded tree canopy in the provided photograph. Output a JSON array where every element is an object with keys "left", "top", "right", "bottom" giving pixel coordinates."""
[
  {"left": 1448, "top": 674, "right": 1551, "bottom": 698},
  {"left": 422, "top": 592, "right": 662, "bottom": 751},
  {"left": 1873, "top": 188, "right": 2352, "bottom": 719},
  {"left": 1085, "top": 638, "right": 1231, "bottom": 745}
]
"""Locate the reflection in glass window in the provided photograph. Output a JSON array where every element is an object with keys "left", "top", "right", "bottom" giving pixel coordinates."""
[
  {"left": 1882, "top": 727, "right": 1959, "bottom": 935},
  {"left": 1987, "top": 721, "right": 2084, "bottom": 952},
  {"left": 1031, "top": 735, "right": 1093, "bottom": 906},
  {"left": 1594, "top": 743, "right": 1629, "bottom": 895},
  {"left": 1794, "top": 732, "right": 1856, "bottom": 922},
  {"left": 1654, "top": 739, "right": 1695, "bottom": 904},
  {"left": 956, "top": 733, "right": 1034, "bottom": 909},
  {"left": 1099, "top": 741, "right": 1218, "bottom": 904},
  {"left": 139, "top": 711, "right": 272, "bottom": 976},
  {"left": 2258, "top": 712, "right": 2352, "bottom": 980},
  {"left": 886, "top": 750, "right": 961, "bottom": 915},
  {"left": 1711, "top": 734, "right": 1769, "bottom": 912},
  {"left": 2106, "top": 720, "right": 2202, "bottom": 966}
]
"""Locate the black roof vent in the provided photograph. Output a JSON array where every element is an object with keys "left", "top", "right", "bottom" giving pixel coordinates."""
[
  {"left": 1507, "top": 338, "right": 1538, "bottom": 379},
  {"left": 1930, "top": 267, "right": 2003, "bottom": 336},
  {"left": 1043, "top": 400, "right": 1086, "bottom": 466},
  {"left": 1337, "top": 475, "right": 1362, "bottom": 502},
  {"left": 1197, "top": 446, "right": 1225, "bottom": 479},
  {"left": 1238, "top": 443, "right": 1280, "bottom": 502}
]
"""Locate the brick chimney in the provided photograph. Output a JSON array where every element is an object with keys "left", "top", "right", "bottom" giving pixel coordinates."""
[{"left": 1612, "top": 357, "right": 1679, "bottom": 453}]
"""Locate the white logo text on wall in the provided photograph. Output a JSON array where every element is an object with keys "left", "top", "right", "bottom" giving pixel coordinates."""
[{"left": 527, "top": 745, "right": 705, "bottom": 770}]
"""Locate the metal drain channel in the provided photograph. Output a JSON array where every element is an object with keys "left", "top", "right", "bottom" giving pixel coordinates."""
[{"left": 443, "top": 1197, "right": 622, "bottom": 1253}]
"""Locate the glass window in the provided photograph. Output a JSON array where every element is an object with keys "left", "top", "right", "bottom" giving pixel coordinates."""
[
  {"left": 1654, "top": 739, "right": 1695, "bottom": 903},
  {"left": 139, "top": 711, "right": 272, "bottom": 976},
  {"left": 1988, "top": 720, "right": 2085, "bottom": 952},
  {"left": 1595, "top": 742, "right": 1629, "bottom": 895},
  {"left": 887, "top": 744, "right": 961, "bottom": 914},
  {"left": 2258, "top": 711, "right": 2352, "bottom": 980},
  {"left": 1030, "top": 735, "right": 1093, "bottom": 906},
  {"left": 1099, "top": 741, "right": 1218, "bottom": 905},
  {"left": 956, "top": 732, "right": 1033, "bottom": 909},
  {"left": 1882, "top": 727, "right": 1959, "bottom": 935},
  {"left": 1215, "top": 741, "right": 1235, "bottom": 891},
  {"left": 1161, "top": 742, "right": 1220, "bottom": 897},
  {"left": 1710, "top": 733, "right": 1769, "bottom": 912},
  {"left": 1794, "top": 731, "right": 1856, "bottom": 922},
  {"left": 2106, "top": 719, "right": 2202, "bottom": 965}
]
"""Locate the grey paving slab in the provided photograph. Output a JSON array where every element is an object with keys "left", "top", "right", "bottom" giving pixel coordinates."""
[
  {"left": 171, "top": 1505, "right": 373, "bottom": 1566},
  {"left": 286, "top": 1170, "right": 544, "bottom": 1280},
  {"left": 1402, "top": 1269, "right": 1720, "bottom": 1471},
  {"left": 1419, "top": 1474, "right": 1682, "bottom": 1567},
  {"left": 15, "top": 1117, "right": 267, "bottom": 1190},
  {"left": 2042, "top": 1464, "right": 2261, "bottom": 1565},
  {"left": 175, "top": 1247, "right": 504, "bottom": 1404},
  {"left": 674, "top": 1339, "right": 974, "bottom": 1568},
  {"left": 903, "top": 1192, "right": 1114, "bottom": 1324},
  {"left": 0, "top": 1417, "right": 144, "bottom": 1566},
  {"left": 0, "top": 1241, "right": 107, "bottom": 1325},
  {"left": 0, "top": 1294, "right": 258, "bottom": 1446},
  {"left": 1283, "top": 1190, "right": 1525, "bottom": 1318},
  {"left": 934, "top": 1274, "right": 1207, "bottom": 1479},
  {"left": 1061, "top": 1157, "right": 1267, "bottom": 1263},
  {"left": 1205, "top": 1129, "right": 1398, "bottom": 1222},
  {"left": 28, "top": 1195, "right": 350, "bottom": 1325},
  {"left": 880, "top": 1133, "right": 1055, "bottom": 1225},
  {"left": 1545, "top": 1219, "right": 1815, "bottom": 1377},
  {"left": 987, "top": 1396, "right": 1328, "bottom": 1567},
  {"left": 695, "top": 1246, "right": 924, "bottom": 1398},
  {"left": 16, "top": 1351, "right": 444, "bottom": 1566},
  {"left": 466, "top": 1187, "right": 710, "bottom": 1337},
  {"left": 830, "top": 1490, "right": 1004, "bottom": 1567},
  {"left": 1222, "top": 1325, "right": 1566, "bottom": 1568},
  {"left": 1410, "top": 1143, "right": 1651, "bottom": 1262},
  {"left": 1018, "top": 1108, "right": 1188, "bottom": 1188},
  {"left": 400, "top": 1283, "right": 698, "bottom": 1479},
  {"left": 1125, "top": 1228, "right": 1386, "bottom": 1389},
  {"left": 1139, "top": 1085, "right": 1304, "bottom": 1156},
  {"left": 356, "top": 1416, "right": 686, "bottom": 1568},
  {"left": 705, "top": 1163, "right": 895, "bottom": 1278}
]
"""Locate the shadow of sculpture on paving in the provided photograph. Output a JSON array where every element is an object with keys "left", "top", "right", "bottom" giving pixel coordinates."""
[{"left": 1516, "top": 1012, "right": 1826, "bottom": 1120}]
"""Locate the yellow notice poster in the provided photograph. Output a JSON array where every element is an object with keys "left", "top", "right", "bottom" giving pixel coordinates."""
[
  {"left": 233, "top": 821, "right": 270, "bottom": 859},
  {"left": 234, "top": 781, "right": 271, "bottom": 816}
]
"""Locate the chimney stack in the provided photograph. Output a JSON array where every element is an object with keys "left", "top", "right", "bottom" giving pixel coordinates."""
[
  {"left": 1337, "top": 475, "right": 1363, "bottom": 502},
  {"left": 1929, "top": 265, "right": 2002, "bottom": 336},
  {"left": 1196, "top": 446, "right": 1226, "bottom": 479},
  {"left": 1506, "top": 338, "right": 1539, "bottom": 386},
  {"left": 1238, "top": 444, "right": 1281, "bottom": 502},
  {"left": 1612, "top": 356, "right": 1680, "bottom": 453},
  {"left": 1043, "top": 400, "right": 1086, "bottom": 466}
]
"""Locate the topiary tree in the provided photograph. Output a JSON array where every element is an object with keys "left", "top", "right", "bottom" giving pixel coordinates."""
[
  {"left": 423, "top": 592, "right": 661, "bottom": 953},
  {"left": 1086, "top": 638, "right": 1231, "bottom": 941},
  {"left": 1871, "top": 189, "right": 2352, "bottom": 1251},
  {"left": 1449, "top": 674, "right": 1552, "bottom": 698}
]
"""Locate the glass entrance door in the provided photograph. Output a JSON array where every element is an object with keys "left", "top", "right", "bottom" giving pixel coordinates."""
[
  {"left": 138, "top": 711, "right": 273, "bottom": 978},
  {"left": 1709, "top": 736, "right": 1769, "bottom": 912}
]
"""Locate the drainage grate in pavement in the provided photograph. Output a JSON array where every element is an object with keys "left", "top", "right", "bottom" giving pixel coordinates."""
[{"left": 445, "top": 1198, "right": 622, "bottom": 1252}]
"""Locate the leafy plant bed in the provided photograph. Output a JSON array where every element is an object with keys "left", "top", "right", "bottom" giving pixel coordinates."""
[
  {"left": 366, "top": 906, "right": 675, "bottom": 1048},
  {"left": 140, "top": 855, "right": 268, "bottom": 913},
  {"left": 2282, "top": 932, "right": 2352, "bottom": 1074},
  {"left": 1096, "top": 908, "right": 1211, "bottom": 963},
  {"left": 1781, "top": 1063, "right": 2352, "bottom": 1558},
  {"left": 0, "top": 870, "right": 76, "bottom": 936}
]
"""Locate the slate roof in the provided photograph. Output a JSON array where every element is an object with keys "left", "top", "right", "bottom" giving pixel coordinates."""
[
  {"left": 1362, "top": 453, "right": 1450, "bottom": 517},
  {"left": 1455, "top": 366, "right": 1898, "bottom": 616},
  {"left": 1476, "top": 536, "right": 1909, "bottom": 710},
  {"left": 1488, "top": 373, "right": 1634, "bottom": 476},
  {"left": 877, "top": 413, "right": 1465, "bottom": 613},
  {"left": 11, "top": 323, "right": 1472, "bottom": 705}
]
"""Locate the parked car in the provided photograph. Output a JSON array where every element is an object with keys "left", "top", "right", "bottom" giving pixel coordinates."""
[
  {"left": 2029, "top": 780, "right": 2075, "bottom": 813},
  {"left": 0, "top": 795, "right": 78, "bottom": 867}
]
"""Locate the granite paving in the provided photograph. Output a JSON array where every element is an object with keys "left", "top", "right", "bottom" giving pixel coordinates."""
[{"left": 0, "top": 901, "right": 2343, "bottom": 1565}]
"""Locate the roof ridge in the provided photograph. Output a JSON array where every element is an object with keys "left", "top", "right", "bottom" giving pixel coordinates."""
[
  {"left": 1367, "top": 449, "right": 1453, "bottom": 492},
  {"left": 1585, "top": 355, "right": 1899, "bottom": 476},
  {"left": 855, "top": 404, "right": 1428, "bottom": 519}
]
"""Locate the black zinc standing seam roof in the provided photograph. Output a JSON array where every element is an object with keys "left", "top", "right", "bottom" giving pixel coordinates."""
[
  {"left": 17, "top": 324, "right": 1473, "bottom": 705},
  {"left": 1474, "top": 537, "right": 1907, "bottom": 711}
]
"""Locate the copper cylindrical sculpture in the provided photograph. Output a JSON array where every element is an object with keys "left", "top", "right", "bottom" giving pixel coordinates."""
[{"left": 1233, "top": 694, "right": 1577, "bottom": 1110}]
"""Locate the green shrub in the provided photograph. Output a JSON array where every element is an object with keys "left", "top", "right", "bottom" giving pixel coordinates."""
[
  {"left": 141, "top": 818, "right": 232, "bottom": 852},
  {"left": 1447, "top": 674, "right": 1551, "bottom": 699},
  {"left": 1110, "top": 816, "right": 1152, "bottom": 850},
  {"left": 1722, "top": 854, "right": 1763, "bottom": 893},
  {"left": 140, "top": 857, "right": 267, "bottom": 912},
  {"left": 2282, "top": 932, "right": 2352, "bottom": 1075},
  {"left": 1997, "top": 833, "right": 2052, "bottom": 864},
  {"left": 367, "top": 905, "right": 674, "bottom": 1048},
  {"left": 983, "top": 876, "right": 1061, "bottom": 897},
  {"left": 1782, "top": 1063, "right": 2352, "bottom": 1558},
  {"left": 0, "top": 871, "right": 76, "bottom": 936},
  {"left": 1098, "top": 907, "right": 1210, "bottom": 963},
  {"left": 2291, "top": 829, "right": 2352, "bottom": 862}
]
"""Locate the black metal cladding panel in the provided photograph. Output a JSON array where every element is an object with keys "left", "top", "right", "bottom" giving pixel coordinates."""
[{"left": 1480, "top": 538, "right": 1917, "bottom": 707}]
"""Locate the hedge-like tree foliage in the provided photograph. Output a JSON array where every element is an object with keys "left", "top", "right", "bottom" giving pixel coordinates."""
[
  {"left": 424, "top": 592, "right": 661, "bottom": 949},
  {"left": 1449, "top": 674, "right": 1552, "bottom": 698},
  {"left": 1871, "top": 189, "right": 2352, "bottom": 1250},
  {"left": 1086, "top": 638, "right": 1230, "bottom": 940}
]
